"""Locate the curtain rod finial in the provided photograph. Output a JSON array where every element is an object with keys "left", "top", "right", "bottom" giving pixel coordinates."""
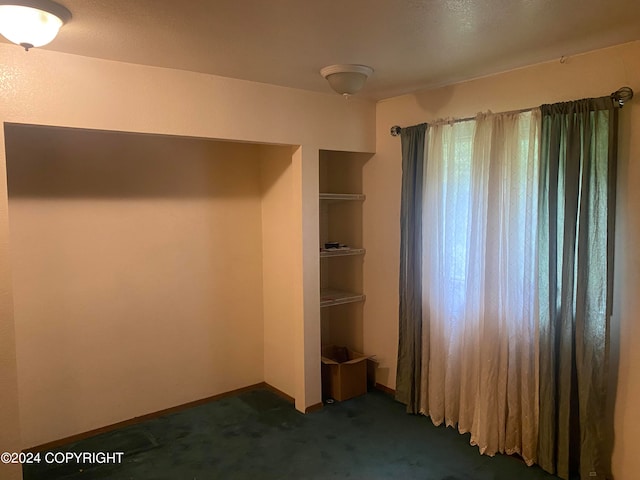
[
  {"left": 612, "top": 86, "right": 634, "bottom": 107},
  {"left": 391, "top": 125, "right": 402, "bottom": 136}
]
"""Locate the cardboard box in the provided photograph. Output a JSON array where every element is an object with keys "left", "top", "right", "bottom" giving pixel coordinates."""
[{"left": 321, "top": 345, "right": 368, "bottom": 401}]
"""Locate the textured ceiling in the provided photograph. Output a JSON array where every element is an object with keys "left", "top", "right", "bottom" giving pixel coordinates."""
[{"left": 3, "top": 0, "right": 640, "bottom": 100}]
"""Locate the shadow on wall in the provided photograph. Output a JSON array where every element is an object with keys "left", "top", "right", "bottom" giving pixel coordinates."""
[
  {"left": 4, "top": 123, "right": 271, "bottom": 199},
  {"left": 413, "top": 84, "right": 455, "bottom": 118}
]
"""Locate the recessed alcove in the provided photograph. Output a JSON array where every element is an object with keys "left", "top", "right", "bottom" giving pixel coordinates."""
[{"left": 4, "top": 123, "right": 303, "bottom": 447}]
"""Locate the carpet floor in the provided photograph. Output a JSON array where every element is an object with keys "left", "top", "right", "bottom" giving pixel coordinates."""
[{"left": 23, "top": 388, "right": 560, "bottom": 480}]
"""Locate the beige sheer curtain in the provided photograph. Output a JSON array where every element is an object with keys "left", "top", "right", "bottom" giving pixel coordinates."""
[{"left": 418, "top": 110, "right": 540, "bottom": 464}]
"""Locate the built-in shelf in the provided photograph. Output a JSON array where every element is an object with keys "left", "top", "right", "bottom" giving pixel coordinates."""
[
  {"left": 320, "top": 289, "right": 366, "bottom": 308},
  {"left": 319, "top": 193, "right": 366, "bottom": 201},
  {"left": 320, "top": 248, "right": 366, "bottom": 258}
]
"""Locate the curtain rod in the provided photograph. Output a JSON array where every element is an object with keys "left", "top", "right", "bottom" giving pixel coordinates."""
[{"left": 389, "top": 86, "right": 634, "bottom": 137}]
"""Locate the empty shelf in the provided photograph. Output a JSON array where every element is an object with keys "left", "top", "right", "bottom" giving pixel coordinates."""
[
  {"left": 320, "top": 248, "right": 366, "bottom": 258},
  {"left": 320, "top": 289, "right": 366, "bottom": 307},
  {"left": 319, "top": 193, "right": 366, "bottom": 201}
]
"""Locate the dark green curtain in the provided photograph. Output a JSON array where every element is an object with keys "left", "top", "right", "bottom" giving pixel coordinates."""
[
  {"left": 538, "top": 97, "right": 618, "bottom": 480},
  {"left": 395, "top": 123, "right": 428, "bottom": 413}
]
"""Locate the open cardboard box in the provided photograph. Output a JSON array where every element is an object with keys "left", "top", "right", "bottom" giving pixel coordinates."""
[{"left": 321, "top": 345, "right": 370, "bottom": 401}]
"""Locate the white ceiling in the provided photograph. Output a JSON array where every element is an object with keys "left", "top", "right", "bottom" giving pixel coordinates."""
[{"left": 5, "top": 0, "right": 640, "bottom": 100}]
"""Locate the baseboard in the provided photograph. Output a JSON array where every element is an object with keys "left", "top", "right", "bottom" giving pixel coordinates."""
[
  {"left": 261, "top": 382, "right": 295, "bottom": 404},
  {"left": 263, "top": 383, "right": 321, "bottom": 413},
  {"left": 24, "top": 381, "right": 286, "bottom": 453},
  {"left": 374, "top": 383, "right": 396, "bottom": 396},
  {"left": 305, "top": 402, "right": 323, "bottom": 413}
]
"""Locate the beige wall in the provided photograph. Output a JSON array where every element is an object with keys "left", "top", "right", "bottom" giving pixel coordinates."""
[
  {"left": 0, "top": 131, "right": 22, "bottom": 479},
  {"left": 0, "top": 42, "right": 374, "bottom": 476},
  {"left": 291, "top": 146, "right": 322, "bottom": 412},
  {"left": 0, "top": 45, "right": 375, "bottom": 152},
  {"left": 260, "top": 145, "right": 297, "bottom": 397},
  {"left": 365, "top": 41, "right": 640, "bottom": 479},
  {"left": 256, "top": 144, "right": 325, "bottom": 409},
  {"left": 6, "top": 125, "right": 267, "bottom": 447}
]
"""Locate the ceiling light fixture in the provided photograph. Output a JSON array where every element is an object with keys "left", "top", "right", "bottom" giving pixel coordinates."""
[
  {"left": 320, "top": 64, "right": 373, "bottom": 98},
  {"left": 0, "top": 0, "right": 71, "bottom": 51}
]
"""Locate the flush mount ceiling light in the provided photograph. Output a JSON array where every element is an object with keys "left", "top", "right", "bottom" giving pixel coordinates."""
[
  {"left": 0, "top": 0, "right": 71, "bottom": 51},
  {"left": 320, "top": 64, "right": 373, "bottom": 97}
]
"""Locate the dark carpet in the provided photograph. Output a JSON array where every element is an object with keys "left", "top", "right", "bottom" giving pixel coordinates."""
[{"left": 23, "top": 388, "right": 560, "bottom": 479}]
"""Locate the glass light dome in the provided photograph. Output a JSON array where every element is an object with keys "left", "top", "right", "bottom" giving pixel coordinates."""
[
  {"left": 320, "top": 64, "right": 374, "bottom": 97},
  {"left": 0, "top": 2, "right": 70, "bottom": 50}
]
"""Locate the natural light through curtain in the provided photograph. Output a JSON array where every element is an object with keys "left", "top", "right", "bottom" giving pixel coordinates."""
[{"left": 419, "top": 110, "right": 541, "bottom": 464}]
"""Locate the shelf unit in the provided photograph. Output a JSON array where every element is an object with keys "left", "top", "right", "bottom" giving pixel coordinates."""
[
  {"left": 319, "top": 192, "right": 366, "bottom": 312},
  {"left": 319, "top": 150, "right": 371, "bottom": 401},
  {"left": 319, "top": 150, "right": 369, "bottom": 350}
]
